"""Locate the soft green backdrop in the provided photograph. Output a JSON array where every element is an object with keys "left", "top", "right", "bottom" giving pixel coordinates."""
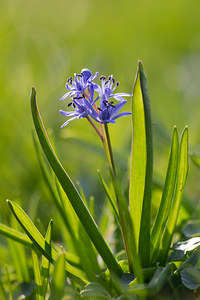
[{"left": 1, "top": 0, "right": 200, "bottom": 217}]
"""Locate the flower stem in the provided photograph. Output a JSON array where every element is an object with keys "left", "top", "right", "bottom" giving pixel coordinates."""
[
  {"left": 86, "top": 116, "right": 104, "bottom": 142},
  {"left": 104, "top": 123, "right": 116, "bottom": 175}
]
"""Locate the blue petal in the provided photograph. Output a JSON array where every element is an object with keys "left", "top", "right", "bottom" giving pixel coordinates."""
[
  {"left": 113, "top": 112, "right": 131, "bottom": 120},
  {"left": 61, "top": 116, "right": 79, "bottom": 127},
  {"left": 60, "top": 110, "right": 79, "bottom": 117}
]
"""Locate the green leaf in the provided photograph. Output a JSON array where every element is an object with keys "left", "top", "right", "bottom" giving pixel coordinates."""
[
  {"left": 41, "top": 219, "right": 53, "bottom": 297},
  {"left": 33, "top": 133, "right": 77, "bottom": 243},
  {"left": 111, "top": 173, "right": 143, "bottom": 282},
  {"left": 129, "top": 61, "right": 153, "bottom": 267},
  {"left": 50, "top": 253, "right": 66, "bottom": 300},
  {"left": 7, "top": 200, "right": 87, "bottom": 286},
  {"left": 0, "top": 223, "right": 32, "bottom": 246},
  {"left": 129, "top": 263, "right": 176, "bottom": 297},
  {"left": 190, "top": 153, "right": 200, "bottom": 168},
  {"left": 31, "top": 87, "right": 122, "bottom": 277},
  {"left": 0, "top": 279, "right": 7, "bottom": 300},
  {"left": 182, "top": 220, "right": 200, "bottom": 237},
  {"left": 158, "top": 126, "right": 189, "bottom": 265},
  {"left": 180, "top": 268, "right": 200, "bottom": 290},
  {"left": 32, "top": 247, "right": 43, "bottom": 300},
  {"left": 150, "top": 127, "right": 179, "bottom": 263},
  {"left": 8, "top": 239, "right": 30, "bottom": 282},
  {"left": 97, "top": 169, "right": 120, "bottom": 226},
  {"left": 80, "top": 283, "right": 112, "bottom": 299}
]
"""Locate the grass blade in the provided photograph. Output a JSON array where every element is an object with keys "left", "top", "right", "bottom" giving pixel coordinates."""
[
  {"left": 150, "top": 127, "right": 179, "bottom": 263},
  {"left": 31, "top": 87, "right": 122, "bottom": 276},
  {"left": 97, "top": 169, "right": 120, "bottom": 226},
  {"left": 49, "top": 253, "right": 66, "bottom": 300},
  {"left": 0, "top": 279, "right": 7, "bottom": 300},
  {"left": 32, "top": 247, "right": 43, "bottom": 300},
  {"left": 7, "top": 200, "right": 87, "bottom": 286},
  {"left": 129, "top": 61, "right": 153, "bottom": 267},
  {"left": 158, "top": 126, "right": 188, "bottom": 265},
  {"left": 0, "top": 223, "right": 32, "bottom": 246},
  {"left": 41, "top": 219, "right": 53, "bottom": 297}
]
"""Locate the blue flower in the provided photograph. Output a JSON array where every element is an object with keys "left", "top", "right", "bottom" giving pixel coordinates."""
[
  {"left": 60, "top": 70, "right": 131, "bottom": 127},
  {"left": 96, "top": 74, "right": 132, "bottom": 102},
  {"left": 60, "top": 69, "right": 98, "bottom": 101},
  {"left": 91, "top": 99, "right": 131, "bottom": 124}
]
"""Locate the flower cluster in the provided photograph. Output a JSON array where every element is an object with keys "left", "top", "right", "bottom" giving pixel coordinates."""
[{"left": 60, "top": 69, "right": 132, "bottom": 127}]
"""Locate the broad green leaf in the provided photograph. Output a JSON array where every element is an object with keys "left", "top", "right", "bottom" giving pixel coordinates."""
[
  {"left": 182, "top": 220, "right": 200, "bottom": 237},
  {"left": 150, "top": 127, "right": 179, "bottom": 263},
  {"left": 41, "top": 219, "right": 53, "bottom": 297},
  {"left": 50, "top": 253, "right": 66, "bottom": 300},
  {"left": 166, "top": 245, "right": 200, "bottom": 290},
  {"left": 158, "top": 127, "right": 188, "bottom": 265},
  {"left": 7, "top": 200, "right": 87, "bottom": 286},
  {"left": 32, "top": 247, "right": 43, "bottom": 300},
  {"left": 129, "top": 61, "right": 153, "bottom": 267},
  {"left": 80, "top": 283, "right": 112, "bottom": 299},
  {"left": 31, "top": 87, "right": 122, "bottom": 277},
  {"left": 180, "top": 268, "right": 200, "bottom": 290},
  {"left": 129, "top": 263, "right": 176, "bottom": 297}
]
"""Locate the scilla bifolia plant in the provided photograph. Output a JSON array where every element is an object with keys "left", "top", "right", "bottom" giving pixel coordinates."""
[{"left": 0, "top": 61, "right": 192, "bottom": 299}]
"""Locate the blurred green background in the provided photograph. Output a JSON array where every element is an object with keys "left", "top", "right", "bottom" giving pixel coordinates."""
[{"left": 1, "top": 0, "right": 200, "bottom": 220}]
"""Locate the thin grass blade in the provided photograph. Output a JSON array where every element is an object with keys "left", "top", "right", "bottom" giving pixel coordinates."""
[
  {"left": 49, "top": 253, "right": 66, "bottom": 300},
  {"left": 0, "top": 223, "right": 32, "bottom": 246},
  {"left": 31, "top": 247, "right": 43, "bottom": 300},
  {"left": 158, "top": 126, "right": 188, "bottom": 265},
  {"left": 41, "top": 219, "right": 53, "bottom": 297},
  {"left": 0, "top": 279, "right": 7, "bottom": 300},
  {"left": 150, "top": 127, "right": 179, "bottom": 263},
  {"left": 97, "top": 169, "right": 120, "bottom": 226},
  {"left": 7, "top": 200, "right": 87, "bottom": 286},
  {"left": 31, "top": 87, "right": 122, "bottom": 276}
]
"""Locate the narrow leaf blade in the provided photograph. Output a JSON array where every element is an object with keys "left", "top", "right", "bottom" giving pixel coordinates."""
[
  {"left": 150, "top": 127, "right": 179, "bottom": 263},
  {"left": 158, "top": 126, "right": 188, "bottom": 265},
  {"left": 31, "top": 87, "right": 122, "bottom": 276}
]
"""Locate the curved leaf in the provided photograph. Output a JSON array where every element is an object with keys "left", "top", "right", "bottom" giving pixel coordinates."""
[{"left": 30, "top": 87, "right": 122, "bottom": 277}]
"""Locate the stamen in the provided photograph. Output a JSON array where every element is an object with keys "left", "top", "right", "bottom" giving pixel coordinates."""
[
  {"left": 111, "top": 104, "right": 116, "bottom": 108},
  {"left": 73, "top": 96, "right": 84, "bottom": 100},
  {"left": 97, "top": 107, "right": 102, "bottom": 111},
  {"left": 73, "top": 103, "right": 76, "bottom": 108},
  {"left": 105, "top": 80, "right": 109, "bottom": 85},
  {"left": 112, "top": 78, "right": 115, "bottom": 84},
  {"left": 116, "top": 81, "right": 119, "bottom": 86},
  {"left": 67, "top": 77, "right": 73, "bottom": 83},
  {"left": 103, "top": 100, "right": 109, "bottom": 108},
  {"left": 68, "top": 102, "right": 72, "bottom": 107},
  {"left": 100, "top": 75, "right": 106, "bottom": 80}
]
